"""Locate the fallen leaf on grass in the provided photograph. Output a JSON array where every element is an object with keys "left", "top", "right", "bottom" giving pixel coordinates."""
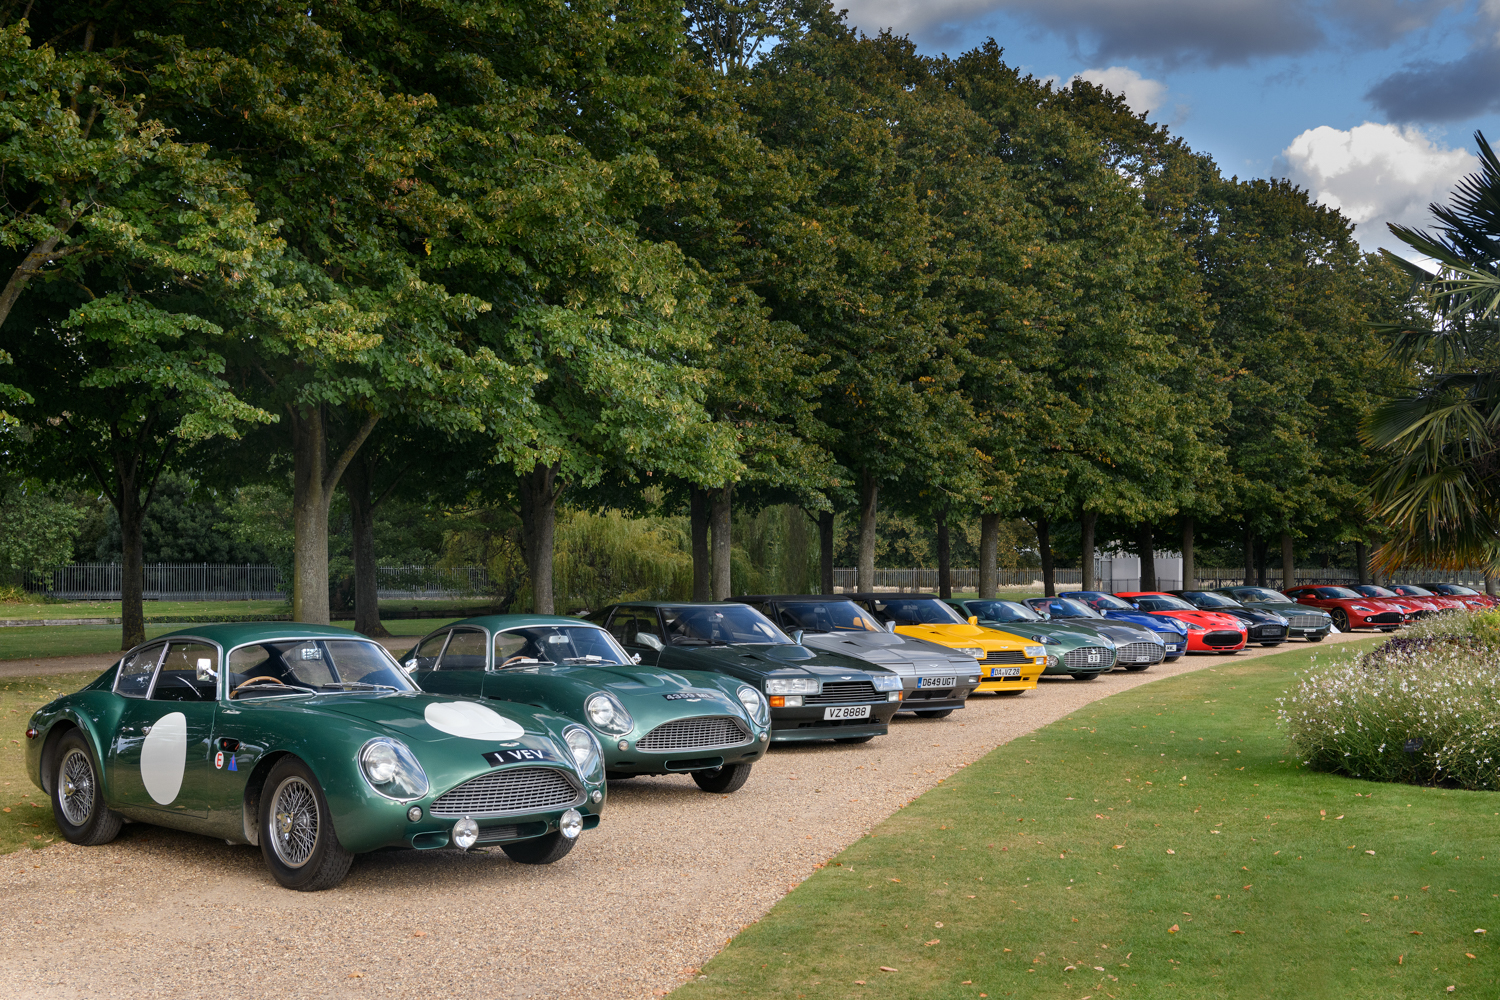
[
  {"left": 854, "top": 981, "right": 866, "bottom": 986},
  {"left": 889, "top": 878, "right": 900, "bottom": 882},
  {"left": 1168, "top": 925, "right": 1179, "bottom": 933},
  {"left": 1113, "top": 845, "right": 1124, "bottom": 849},
  {"left": 924, "top": 940, "right": 940, "bottom": 947},
  {"left": 1467, "top": 953, "right": 1476, "bottom": 959},
  {"left": 961, "top": 981, "right": 972, "bottom": 985},
  {"left": 1398, "top": 955, "right": 1403, "bottom": 965},
  {"left": 1410, "top": 931, "right": 1423, "bottom": 936},
  {"left": 935, "top": 922, "right": 943, "bottom": 928},
  {"left": 879, "top": 966, "right": 899, "bottom": 973},
  {"left": 1166, "top": 849, "right": 1175, "bottom": 855},
  {"left": 1231, "top": 930, "right": 1245, "bottom": 935}
]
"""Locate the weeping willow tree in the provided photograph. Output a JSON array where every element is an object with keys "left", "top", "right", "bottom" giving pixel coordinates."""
[{"left": 1367, "top": 131, "right": 1500, "bottom": 572}]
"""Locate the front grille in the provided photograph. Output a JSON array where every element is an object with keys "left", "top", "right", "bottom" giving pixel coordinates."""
[
  {"left": 1062, "top": 646, "right": 1115, "bottom": 671},
  {"left": 430, "top": 767, "right": 581, "bottom": 818},
  {"left": 1368, "top": 611, "right": 1403, "bottom": 624},
  {"left": 1287, "top": 614, "right": 1324, "bottom": 629},
  {"left": 637, "top": 716, "right": 750, "bottom": 752},
  {"left": 1203, "top": 630, "right": 1243, "bottom": 648},
  {"left": 1252, "top": 624, "right": 1287, "bottom": 638},
  {"left": 980, "top": 650, "right": 1030, "bottom": 665},
  {"left": 1117, "top": 641, "right": 1164, "bottom": 664},
  {"left": 805, "top": 681, "right": 879, "bottom": 705}
]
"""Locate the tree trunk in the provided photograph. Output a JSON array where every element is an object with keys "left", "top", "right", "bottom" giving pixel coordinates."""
[
  {"left": 344, "top": 458, "right": 389, "bottom": 638},
  {"left": 1280, "top": 532, "right": 1295, "bottom": 591},
  {"left": 1256, "top": 538, "right": 1268, "bottom": 587},
  {"left": 517, "top": 461, "right": 561, "bottom": 614},
  {"left": 1355, "top": 541, "right": 1369, "bottom": 586},
  {"left": 857, "top": 472, "right": 878, "bottom": 592},
  {"left": 118, "top": 487, "right": 146, "bottom": 649},
  {"left": 1037, "top": 517, "right": 1055, "bottom": 596},
  {"left": 1243, "top": 524, "right": 1255, "bottom": 586},
  {"left": 936, "top": 510, "right": 951, "bottom": 598},
  {"left": 710, "top": 484, "right": 733, "bottom": 600},
  {"left": 1138, "top": 523, "right": 1155, "bottom": 591},
  {"left": 1180, "top": 515, "right": 1195, "bottom": 590},
  {"left": 1080, "top": 511, "right": 1097, "bottom": 591},
  {"left": 1486, "top": 574, "right": 1496, "bottom": 597},
  {"left": 690, "top": 487, "right": 711, "bottom": 601},
  {"left": 818, "top": 510, "right": 835, "bottom": 594},
  {"left": 289, "top": 405, "right": 378, "bottom": 624},
  {"left": 979, "top": 513, "right": 999, "bottom": 599}
]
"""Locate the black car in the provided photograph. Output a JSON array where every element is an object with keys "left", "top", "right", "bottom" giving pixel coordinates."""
[
  {"left": 591, "top": 602, "right": 903, "bottom": 745},
  {"left": 1171, "top": 590, "right": 1291, "bottom": 646},
  {"left": 1209, "top": 586, "right": 1333, "bottom": 641}
]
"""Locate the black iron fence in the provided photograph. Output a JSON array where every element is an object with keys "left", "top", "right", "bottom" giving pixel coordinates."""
[
  {"left": 25, "top": 563, "right": 493, "bottom": 601},
  {"left": 830, "top": 567, "right": 1079, "bottom": 592}
]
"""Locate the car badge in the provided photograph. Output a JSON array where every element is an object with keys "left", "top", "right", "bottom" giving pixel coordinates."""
[{"left": 840, "top": 676, "right": 852, "bottom": 681}]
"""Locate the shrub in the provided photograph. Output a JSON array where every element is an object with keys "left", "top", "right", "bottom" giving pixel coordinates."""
[{"left": 1281, "top": 640, "right": 1500, "bottom": 790}]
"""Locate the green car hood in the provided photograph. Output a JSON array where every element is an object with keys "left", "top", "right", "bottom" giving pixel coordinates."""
[
  {"left": 301, "top": 692, "right": 559, "bottom": 748},
  {"left": 503, "top": 663, "right": 744, "bottom": 712},
  {"left": 979, "top": 621, "right": 1110, "bottom": 651}
]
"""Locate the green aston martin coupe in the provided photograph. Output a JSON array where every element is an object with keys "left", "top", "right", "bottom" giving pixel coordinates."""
[
  {"left": 25, "top": 623, "right": 606, "bottom": 890},
  {"left": 404, "top": 615, "right": 771, "bottom": 792},
  {"left": 944, "top": 598, "right": 1120, "bottom": 679}
]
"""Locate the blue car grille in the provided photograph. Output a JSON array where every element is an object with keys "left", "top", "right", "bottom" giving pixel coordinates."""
[
  {"left": 431, "top": 767, "right": 581, "bottom": 818},
  {"left": 637, "top": 716, "right": 750, "bottom": 752}
]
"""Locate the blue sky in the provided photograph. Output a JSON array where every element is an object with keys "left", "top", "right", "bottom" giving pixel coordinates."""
[{"left": 838, "top": 0, "right": 1500, "bottom": 255}]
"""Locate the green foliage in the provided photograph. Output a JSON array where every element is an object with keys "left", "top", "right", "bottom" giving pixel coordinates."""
[{"left": 0, "top": 477, "right": 85, "bottom": 577}]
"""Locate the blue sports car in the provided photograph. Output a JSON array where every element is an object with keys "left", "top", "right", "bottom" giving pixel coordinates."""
[{"left": 1052, "top": 592, "right": 1189, "bottom": 661}]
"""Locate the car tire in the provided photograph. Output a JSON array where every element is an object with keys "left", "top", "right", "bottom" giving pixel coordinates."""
[
  {"left": 997, "top": 690, "right": 1025, "bottom": 697},
  {"left": 50, "top": 730, "right": 122, "bottom": 847},
  {"left": 1331, "top": 609, "right": 1350, "bottom": 632},
  {"left": 258, "top": 756, "right": 354, "bottom": 891},
  {"left": 835, "top": 734, "right": 877, "bottom": 744},
  {"left": 914, "top": 708, "right": 955, "bottom": 717},
  {"left": 1217, "top": 650, "right": 1237, "bottom": 655},
  {"left": 1259, "top": 641, "right": 1284, "bottom": 647},
  {"left": 501, "top": 829, "right": 576, "bottom": 864},
  {"left": 691, "top": 761, "right": 753, "bottom": 793},
  {"left": 1306, "top": 634, "right": 1325, "bottom": 643}
]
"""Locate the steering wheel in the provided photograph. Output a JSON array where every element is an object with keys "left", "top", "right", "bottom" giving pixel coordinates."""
[
  {"left": 501, "top": 655, "right": 542, "bottom": 667},
  {"left": 231, "top": 676, "right": 286, "bottom": 698}
]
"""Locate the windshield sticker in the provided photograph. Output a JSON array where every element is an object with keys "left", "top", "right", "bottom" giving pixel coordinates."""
[{"left": 300, "top": 646, "right": 323, "bottom": 660}]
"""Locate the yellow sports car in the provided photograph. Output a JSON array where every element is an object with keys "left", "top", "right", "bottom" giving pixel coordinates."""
[{"left": 845, "top": 593, "right": 1046, "bottom": 694}]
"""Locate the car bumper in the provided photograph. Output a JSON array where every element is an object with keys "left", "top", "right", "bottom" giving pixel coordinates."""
[
  {"left": 897, "top": 680, "right": 977, "bottom": 713},
  {"left": 1288, "top": 624, "right": 1331, "bottom": 639},
  {"left": 1185, "top": 631, "right": 1247, "bottom": 652},
  {"left": 974, "top": 668, "right": 1042, "bottom": 692},
  {"left": 404, "top": 806, "right": 604, "bottom": 851},
  {"left": 601, "top": 739, "right": 766, "bottom": 775},
  {"left": 769, "top": 701, "right": 900, "bottom": 741}
]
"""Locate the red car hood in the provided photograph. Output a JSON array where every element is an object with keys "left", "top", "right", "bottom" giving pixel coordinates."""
[{"left": 1144, "top": 609, "right": 1244, "bottom": 630}]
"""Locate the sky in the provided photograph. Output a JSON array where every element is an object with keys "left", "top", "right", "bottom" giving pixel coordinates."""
[{"left": 836, "top": 0, "right": 1500, "bottom": 257}]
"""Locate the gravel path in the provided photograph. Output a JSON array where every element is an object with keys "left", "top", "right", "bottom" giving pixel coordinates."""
[{"left": 0, "top": 633, "right": 1371, "bottom": 999}]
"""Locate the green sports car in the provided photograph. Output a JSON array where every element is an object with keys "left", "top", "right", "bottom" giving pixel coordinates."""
[
  {"left": 404, "top": 615, "right": 771, "bottom": 793},
  {"left": 25, "top": 623, "right": 606, "bottom": 890},
  {"left": 945, "top": 598, "right": 1120, "bottom": 679}
]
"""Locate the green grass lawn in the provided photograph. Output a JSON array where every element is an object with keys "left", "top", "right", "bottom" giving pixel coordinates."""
[
  {"left": 677, "top": 638, "right": 1497, "bottom": 999},
  {"left": 0, "top": 672, "right": 95, "bottom": 854}
]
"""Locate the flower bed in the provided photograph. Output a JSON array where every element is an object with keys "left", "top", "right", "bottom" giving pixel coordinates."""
[{"left": 1281, "top": 613, "right": 1500, "bottom": 790}]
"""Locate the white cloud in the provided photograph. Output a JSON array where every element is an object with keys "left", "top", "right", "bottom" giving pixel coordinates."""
[
  {"left": 1277, "top": 123, "right": 1478, "bottom": 253},
  {"left": 1072, "top": 66, "right": 1167, "bottom": 114}
]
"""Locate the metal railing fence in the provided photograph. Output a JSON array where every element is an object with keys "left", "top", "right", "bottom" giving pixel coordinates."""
[
  {"left": 830, "top": 567, "right": 1077, "bottom": 593},
  {"left": 25, "top": 563, "right": 493, "bottom": 601}
]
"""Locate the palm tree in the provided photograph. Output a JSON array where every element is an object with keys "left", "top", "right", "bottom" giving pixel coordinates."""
[{"left": 1366, "top": 131, "right": 1500, "bottom": 571}]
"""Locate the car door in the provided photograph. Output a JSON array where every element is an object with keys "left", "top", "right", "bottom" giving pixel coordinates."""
[
  {"left": 422, "top": 627, "right": 488, "bottom": 697},
  {"left": 607, "top": 606, "right": 665, "bottom": 665},
  {"left": 406, "top": 630, "right": 452, "bottom": 691},
  {"left": 111, "top": 640, "right": 219, "bottom": 823},
  {"left": 106, "top": 642, "right": 167, "bottom": 812}
]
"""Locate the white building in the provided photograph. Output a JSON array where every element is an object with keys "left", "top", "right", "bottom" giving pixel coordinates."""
[{"left": 1094, "top": 549, "right": 1183, "bottom": 592}]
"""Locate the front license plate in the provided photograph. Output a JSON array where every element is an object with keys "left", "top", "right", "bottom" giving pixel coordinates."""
[
  {"left": 823, "top": 705, "right": 871, "bottom": 720},
  {"left": 990, "top": 667, "right": 1022, "bottom": 677},
  {"left": 1086, "top": 653, "right": 1101, "bottom": 664},
  {"left": 917, "top": 676, "right": 957, "bottom": 689},
  {"left": 483, "top": 747, "right": 561, "bottom": 766},
  {"left": 1165, "top": 645, "right": 1180, "bottom": 652}
]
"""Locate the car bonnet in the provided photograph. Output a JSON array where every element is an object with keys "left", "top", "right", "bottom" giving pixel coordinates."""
[
  {"left": 301, "top": 691, "right": 557, "bottom": 748},
  {"left": 534, "top": 663, "right": 742, "bottom": 710},
  {"left": 799, "top": 632, "right": 969, "bottom": 672}
]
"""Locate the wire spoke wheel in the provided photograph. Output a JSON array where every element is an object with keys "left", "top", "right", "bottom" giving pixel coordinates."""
[
  {"left": 270, "top": 776, "right": 320, "bottom": 868},
  {"left": 58, "top": 749, "right": 95, "bottom": 827}
]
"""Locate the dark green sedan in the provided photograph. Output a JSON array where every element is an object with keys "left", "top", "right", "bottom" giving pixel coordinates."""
[
  {"left": 591, "top": 602, "right": 904, "bottom": 744},
  {"left": 404, "top": 615, "right": 771, "bottom": 793},
  {"left": 25, "top": 623, "right": 605, "bottom": 890}
]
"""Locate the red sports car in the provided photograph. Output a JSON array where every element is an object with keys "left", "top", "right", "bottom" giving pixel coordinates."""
[
  {"left": 1282, "top": 586, "right": 1409, "bottom": 632},
  {"left": 1388, "top": 583, "right": 1489, "bottom": 612},
  {"left": 1420, "top": 583, "right": 1498, "bottom": 609},
  {"left": 1351, "top": 585, "right": 1447, "bottom": 617},
  {"left": 1114, "top": 592, "right": 1247, "bottom": 654}
]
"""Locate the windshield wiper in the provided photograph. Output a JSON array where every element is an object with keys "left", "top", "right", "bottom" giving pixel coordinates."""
[
  {"left": 319, "top": 682, "right": 398, "bottom": 692},
  {"left": 561, "top": 655, "right": 605, "bottom": 663}
]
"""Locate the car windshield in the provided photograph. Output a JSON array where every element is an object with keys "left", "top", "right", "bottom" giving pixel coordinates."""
[
  {"left": 495, "top": 625, "right": 631, "bottom": 666},
  {"left": 1132, "top": 594, "right": 1196, "bottom": 612},
  {"left": 1067, "top": 592, "right": 1135, "bottom": 611},
  {"left": 661, "top": 605, "right": 792, "bottom": 644},
  {"left": 1184, "top": 592, "right": 1242, "bottom": 609},
  {"left": 1433, "top": 584, "right": 1478, "bottom": 596},
  {"left": 1317, "top": 587, "right": 1363, "bottom": 599},
  {"left": 865, "top": 597, "right": 967, "bottom": 626},
  {"left": 227, "top": 639, "right": 414, "bottom": 697},
  {"left": 1393, "top": 585, "right": 1435, "bottom": 596},
  {"left": 1230, "top": 588, "right": 1289, "bottom": 604},
  {"left": 1026, "top": 597, "right": 1103, "bottom": 619},
  {"left": 775, "top": 601, "right": 883, "bottom": 633},
  {"left": 964, "top": 600, "right": 1043, "bottom": 623},
  {"left": 1355, "top": 585, "right": 1398, "bottom": 597}
]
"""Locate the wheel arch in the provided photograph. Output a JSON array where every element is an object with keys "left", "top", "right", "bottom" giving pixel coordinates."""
[
  {"left": 37, "top": 715, "right": 107, "bottom": 796},
  {"left": 240, "top": 749, "right": 299, "bottom": 847}
]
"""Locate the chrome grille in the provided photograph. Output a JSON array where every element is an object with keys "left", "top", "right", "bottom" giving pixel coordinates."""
[
  {"left": 980, "top": 650, "right": 1030, "bottom": 664},
  {"left": 1203, "top": 630, "right": 1243, "bottom": 647},
  {"left": 1117, "top": 641, "right": 1164, "bottom": 664},
  {"left": 430, "top": 767, "right": 581, "bottom": 818},
  {"left": 637, "top": 716, "right": 750, "bottom": 752},
  {"left": 1287, "top": 614, "right": 1324, "bottom": 629},
  {"left": 805, "top": 681, "right": 879, "bottom": 705},
  {"left": 1062, "top": 646, "right": 1115, "bottom": 670}
]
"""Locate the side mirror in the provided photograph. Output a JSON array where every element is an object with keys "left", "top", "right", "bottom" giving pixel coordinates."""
[
  {"left": 791, "top": 629, "right": 805, "bottom": 645},
  {"left": 196, "top": 658, "right": 218, "bottom": 683},
  {"left": 631, "top": 653, "right": 642, "bottom": 664},
  {"left": 886, "top": 620, "right": 897, "bottom": 633},
  {"left": 637, "top": 633, "right": 665, "bottom": 652},
  {"left": 967, "top": 616, "right": 979, "bottom": 626},
  {"left": 404, "top": 659, "right": 418, "bottom": 672}
]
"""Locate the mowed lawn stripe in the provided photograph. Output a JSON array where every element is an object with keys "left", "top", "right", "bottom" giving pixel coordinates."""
[{"left": 676, "top": 640, "right": 1496, "bottom": 999}]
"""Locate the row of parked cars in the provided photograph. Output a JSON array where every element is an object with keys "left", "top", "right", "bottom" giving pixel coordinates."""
[{"left": 25, "top": 583, "right": 1486, "bottom": 891}]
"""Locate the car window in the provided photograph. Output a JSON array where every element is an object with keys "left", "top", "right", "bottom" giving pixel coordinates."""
[
  {"left": 151, "top": 642, "right": 219, "bottom": 702},
  {"left": 227, "top": 639, "right": 416, "bottom": 696},
  {"left": 607, "top": 608, "right": 663, "bottom": 646},
  {"left": 1318, "top": 587, "right": 1361, "bottom": 599},
  {"left": 775, "top": 601, "right": 882, "bottom": 632},
  {"left": 1231, "top": 588, "right": 1286, "bottom": 604},
  {"left": 1395, "top": 585, "right": 1435, "bottom": 596},
  {"left": 861, "top": 597, "right": 966, "bottom": 625},
  {"left": 965, "top": 600, "right": 1041, "bottom": 622},
  {"left": 410, "top": 632, "right": 449, "bottom": 670},
  {"left": 660, "top": 604, "right": 791, "bottom": 644},
  {"left": 1134, "top": 595, "right": 1195, "bottom": 611},
  {"left": 1026, "top": 597, "right": 1101, "bottom": 619},
  {"left": 437, "top": 629, "right": 487, "bottom": 670},
  {"left": 495, "top": 625, "right": 631, "bottom": 666},
  {"left": 116, "top": 643, "right": 166, "bottom": 699},
  {"left": 1355, "top": 586, "right": 1397, "bottom": 597},
  {"left": 1185, "top": 592, "right": 1240, "bottom": 609},
  {"left": 1063, "top": 592, "right": 1134, "bottom": 611}
]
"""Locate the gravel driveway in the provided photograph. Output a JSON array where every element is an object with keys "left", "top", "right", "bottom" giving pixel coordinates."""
[{"left": 0, "top": 633, "right": 1370, "bottom": 999}]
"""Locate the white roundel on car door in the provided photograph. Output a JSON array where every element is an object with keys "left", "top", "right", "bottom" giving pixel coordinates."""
[
  {"left": 423, "top": 701, "right": 525, "bottom": 740},
  {"left": 140, "top": 711, "right": 188, "bottom": 804}
]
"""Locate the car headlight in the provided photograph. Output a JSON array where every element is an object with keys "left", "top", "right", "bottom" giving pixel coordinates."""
[
  {"left": 737, "top": 685, "right": 769, "bottom": 724},
  {"left": 955, "top": 647, "right": 986, "bottom": 659},
  {"left": 359, "top": 738, "right": 429, "bottom": 801},
  {"left": 563, "top": 725, "right": 602, "bottom": 777},
  {"left": 1351, "top": 605, "right": 1373, "bottom": 613},
  {"left": 870, "top": 673, "right": 903, "bottom": 692},
  {"left": 1023, "top": 645, "right": 1046, "bottom": 658},
  {"left": 1029, "top": 634, "right": 1059, "bottom": 644},
  {"left": 766, "top": 677, "right": 819, "bottom": 695},
  {"left": 584, "top": 692, "right": 633, "bottom": 735},
  {"left": 1173, "top": 619, "right": 1204, "bottom": 631}
]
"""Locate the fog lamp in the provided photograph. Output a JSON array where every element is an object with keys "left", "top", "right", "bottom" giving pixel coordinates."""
[
  {"left": 406, "top": 805, "right": 423, "bottom": 822},
  {"left": 591, "top": 789, "right": 603, "bottom": 803},
  {"left": 453, "top": 817, "right": 479, "bottom": 850},
  {"left": 559, "top": 808, "right": 584, "bottom": 840},
  {"left": 759, "top": 732, "right": 769, "bottom": 742},
  {"left": 617, "top": 739, "right": 629, "bottom": 750}
]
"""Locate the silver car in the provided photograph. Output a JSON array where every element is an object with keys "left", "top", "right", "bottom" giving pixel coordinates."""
[{"left": 732, "top": 596, "right": 982, "bottom": 718}]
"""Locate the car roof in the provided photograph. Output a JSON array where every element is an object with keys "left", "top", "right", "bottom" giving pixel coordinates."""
[
  {"left": 156, "top": 621, "right": 367, "bottom": 646},
  {"left": 601, "top": 600, "right": 756, "bottom": 609},
  {"left": 447, "top": 614, "right": 599, "bottom": 630}
]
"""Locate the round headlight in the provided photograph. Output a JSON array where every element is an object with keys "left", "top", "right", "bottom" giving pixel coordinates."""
[
  {"left": 359, "top": 738, "right": 430, "bottom": 801},
  {"left": 363, "top": 741, "right": 398, "bottom": 784},
  {"left": 584, "top": 692, "right": 633, "bottom": 735},
  {"left": 564, "top": 726, "right": 600, "bottom": 773},
  {"left": 737, "top": 685, "right": 767, "bottom": 723}
]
